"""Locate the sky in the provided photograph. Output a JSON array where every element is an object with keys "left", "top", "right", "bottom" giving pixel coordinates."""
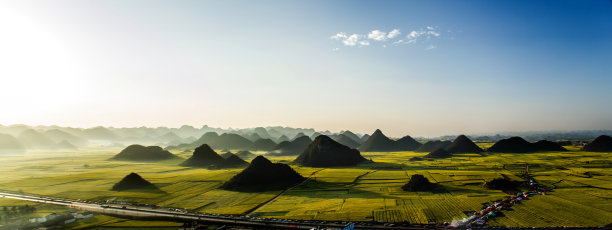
[{"left": 0, "top": 0, "right": 611, "bottom": 137}]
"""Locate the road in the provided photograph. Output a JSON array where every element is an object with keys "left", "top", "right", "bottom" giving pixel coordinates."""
[{"left": 0, "top": 190, "right": 431, "bottom": 229}]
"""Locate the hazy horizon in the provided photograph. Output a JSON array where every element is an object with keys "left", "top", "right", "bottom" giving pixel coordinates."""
[
  {"left": 2, "top": 122, "right": 611, "bottom": 139},
  {"left": 2, "top": 0, "right": 611, "bottom": 137}
]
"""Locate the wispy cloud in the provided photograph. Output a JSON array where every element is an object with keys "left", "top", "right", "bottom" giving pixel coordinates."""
[
  {"left": 330, "top": 27, "right": 441, "bottom": 49},
  {"left": 404, "top": 27, "right": 440, "bottom": 44},
  {"left": 387, "top": 29, "right": 401, "bottom": 39}
]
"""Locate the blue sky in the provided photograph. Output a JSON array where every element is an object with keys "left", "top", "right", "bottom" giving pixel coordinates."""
[{"left": 0, "top": 0, "right": 611, "bottom": 137}]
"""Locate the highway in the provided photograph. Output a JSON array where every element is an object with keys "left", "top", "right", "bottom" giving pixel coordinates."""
[{"left": 0, "top": 190, "right": 431, "bottom": 229}]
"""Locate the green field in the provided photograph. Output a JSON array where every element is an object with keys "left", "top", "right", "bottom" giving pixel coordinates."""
[{"left": 0, "top": 146, "right": 610, "bottom": 227}]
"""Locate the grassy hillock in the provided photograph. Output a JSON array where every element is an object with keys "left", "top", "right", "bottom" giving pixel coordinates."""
[
  {"left": 181, "top": 144, "right": 247, "bottom": 169},
  {"left": 221, "top": 156, "right": 304, "bottom": 191},
  {"left": 424, "top": 148, "right": 452, "bottom": 158},
  {"left": 445, "top": 135, "right": 483, "bottom": 153},
  {"left": 488, "top": 137, "right": 567, "bottom": 153},
  {"left": 583, "top": 135, "right": 612, "bottom": 152},
  {"left": 112, "top": 145, "right": 176, "bottom": 161},
  {"left": 111, "top": 173, "right": 156, "bottom": 191},
  {"left": 269, "top": 136, "right": 312, "bottom": 156},
  {"left": 294, "top": 135, "right": 367, "bottom": 167},
  {"left": 415, "top": 140, "right": 451, "bottom": 152},
  {"left": 359, "top": 129, "right": 422, "bottom": 151},
  {"left": 402, "top": 174, "right": 438, "bottom": 191}
]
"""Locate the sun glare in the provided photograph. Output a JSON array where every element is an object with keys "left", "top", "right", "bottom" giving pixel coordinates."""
[{"left": 0, "top": 6, "right": 90, "bottom": 118}]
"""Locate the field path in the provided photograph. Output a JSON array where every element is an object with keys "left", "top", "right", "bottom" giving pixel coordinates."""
[
  {"left": 349, "top": 170, "right": 376, "bottom": 187},
  {"left": 243, "top": 169, "right": 325, "bottom": 216}
]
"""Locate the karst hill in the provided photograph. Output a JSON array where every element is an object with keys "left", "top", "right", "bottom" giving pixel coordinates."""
[
  {"left": 294, "top": 135, "right": 367, "bottom": 167},
  {"left": 112, "top": 145, "right": 176, "bottom": 161},
  {"left": 358, "top": 129, "right": 422, "bottom": 152},
  {"left": 221, "top": 156, "right": 305, "bottom": 191},
  {"left": 111, "top": 173, "right": 156, "bottom": 191}
]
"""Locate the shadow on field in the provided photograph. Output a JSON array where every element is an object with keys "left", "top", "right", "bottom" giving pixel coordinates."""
[
  {"left": 139, "top": 185, "right": 168, "bottom": 194},
  {"left": 287, "top": 179, "right": 403, "bottom": 199},
  {"left": 441, "top": 183, "right": 503, "bottom": 195},
  {"left": 364, "top": 162, "right": 406, "bottom": 170}
]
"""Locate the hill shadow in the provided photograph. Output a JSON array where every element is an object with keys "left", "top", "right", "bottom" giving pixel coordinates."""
[
  {"left": 285, "top": 179, "right": 404, "bottom": 199},
  {"left": 440, "top": 183, "right": 512, "bottom": 196},
  {"left": 139, "top": 184, "right": 168, "bottom": 194},
  {"left": 360, "top": 161, "right": 406, "bottom": 170},
  {"left": 109, "top": 184, "right": 168, "bottom": 194},
  {"left": 290, "top": 161, "right": 407, "bottom": 171}
]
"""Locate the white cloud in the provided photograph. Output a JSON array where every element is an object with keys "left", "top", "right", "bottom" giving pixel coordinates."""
[
  {"left": 343, "top": 34, "right": 362, "bottom": 46},
  {"left": 407, "top": 30, "right": 422, "bottom": 42},
  {"left": 330, "top": 32, "right": 347, "bottom": 40},
  {"left": 387, "top": 29, "right": 401, "bottom": 38},
  {"left": 368, "top": 30, "right": 387, "bottom": 41},
  {"left": 332, "top": 48, "right": 340, "bottom": 51},
  {"left": 329, "top": 33, "right": 370, "bottom": 47},
  {"left": 330, "top": 26, "right": 441, "bottom": 49},
  {"left": 368, "top": 29, "right": 401, "bottom": 41}
]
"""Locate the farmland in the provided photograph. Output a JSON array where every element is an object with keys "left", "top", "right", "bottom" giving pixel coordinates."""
[{"left": 0, "top": 146, "right": 610, "bottom": 228}]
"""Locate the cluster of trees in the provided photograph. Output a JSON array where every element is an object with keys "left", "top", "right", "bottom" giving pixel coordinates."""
[{"left": 0, "top": 205, "right": 37, "bottom": 223}]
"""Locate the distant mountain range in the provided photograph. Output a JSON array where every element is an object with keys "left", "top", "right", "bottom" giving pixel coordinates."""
[
  {"left": 437, "top": 130, "right": 612, "bottom": 142},
  {"left": 0, "top": 124, "right": 609, "bottom": 154},
  {"left": 0, "top": 124, "right": 366, "bottom": 149}
]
